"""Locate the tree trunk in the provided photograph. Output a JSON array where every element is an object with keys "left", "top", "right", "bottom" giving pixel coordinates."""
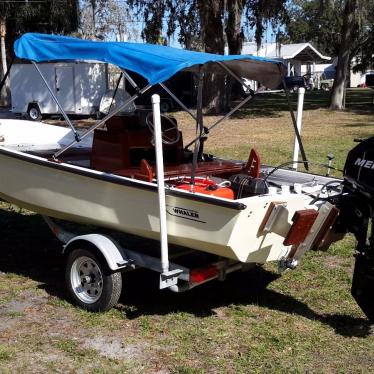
[
  {"left": 226, "top": 0, "right": 246, "bottom": 100},
  {"left": 329, "top": 0, "right": 358, "bottom": 110},
  {"left": 198, "top": 0, "right": 226, "bottom": 114},
  {"left": 226, "top": 0, "right": 244, "bottom": 55},
  {"left": 0, "top": 18, "right": 8, "bottom": 107},
  {"left": 198, "top": 0, "right": 224, "bottom": 55},
  {"left": 90, "top": 0, "right": 96, "bottom": 39}
]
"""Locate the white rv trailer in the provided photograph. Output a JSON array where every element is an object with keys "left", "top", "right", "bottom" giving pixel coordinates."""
[{"left": 10, "top": 62, "right": 108, "bottom": 120}]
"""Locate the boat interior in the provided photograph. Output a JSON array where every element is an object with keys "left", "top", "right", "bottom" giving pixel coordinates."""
[
  {"left": 57, "top": 112, "right": 262, "bottom": 200},
  {"left": 86, "top": 113, "right": 246, "bottom": 181},
  {"left": 0, "top": 111, "right": 337, "bottom": 201}
]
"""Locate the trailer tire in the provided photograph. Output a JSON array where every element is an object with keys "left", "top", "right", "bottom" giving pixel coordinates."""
[
  {"left": 65, "top": 247, "right": 122, "bottom": 312},
  {"left": 27, "top": 105, "right": 42, "bottom": 121},
  {"left": 160, "top": 100, "right": 171, "bottom": 113}
]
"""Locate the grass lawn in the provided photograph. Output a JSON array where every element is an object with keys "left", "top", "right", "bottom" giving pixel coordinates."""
[
  {"left": 177, "top": 88, "right": 374, "bottom": 176},
  {"left": 0, "top": 89, "right": 373, "bottom": 373}
]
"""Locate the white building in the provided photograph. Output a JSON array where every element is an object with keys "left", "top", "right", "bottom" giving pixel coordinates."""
[
  {"left": 301, "top": 57, "right": 374, "bottom": 88},
  {"left": 242, "top": 42, "right": 331, "bottom": 77},
  {"left": 242, "top": 41, "right": 374, "bottom": 88}
]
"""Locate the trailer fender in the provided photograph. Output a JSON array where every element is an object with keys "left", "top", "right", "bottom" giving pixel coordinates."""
[{"left": 62, "top": 234, "right": 130, "bottom": 272}]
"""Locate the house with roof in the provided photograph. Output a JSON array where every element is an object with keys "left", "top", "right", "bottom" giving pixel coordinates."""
[
  {"left": 242, "top": 42, "right": 331, "bottom": 77},
  {"left": 241, "top": 41, "right": 374, "bottom": 89}
]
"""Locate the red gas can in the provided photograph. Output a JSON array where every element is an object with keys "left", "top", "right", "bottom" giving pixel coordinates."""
[{"left": 176, "top": 177, "right": 234, "bottom": 200}]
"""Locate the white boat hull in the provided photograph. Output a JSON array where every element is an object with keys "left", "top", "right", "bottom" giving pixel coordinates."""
[{"left": 0, "top": 146, "right": 316, "bottom": 264}]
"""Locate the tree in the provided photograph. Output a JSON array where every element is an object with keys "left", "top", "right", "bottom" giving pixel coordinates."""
[
  {"left": 128, "top": 0, "right": 287, "bottom": 112},
  {"left": 345, "top": 4, "right": 374, "bottom": 78},
  {"left": 284, "top": 0, "right": 374, "bottom": 110},
  {"left": 246, "top": 0, "right": 288, "bottom": 51},
  {"left": 0, "top": 0, "right": 79, "bottom": 106},
  {"left": 328, "top": 0, "right": 374, "bottom": 109},
  {"left": 226, "top": 0, "right": 245, "bottom": 55},
  {"left": 197, "top": 0, "right": 226, "bottom": 112},
  {"left": 173, "top": 1, "right": 201, "bottom": 50},
  {"left": 129, "top": 0, "right": 226, "bottom": 111},
  {"left": 0, "top": 2, "right": 16, "bottom": 105},
  {"left": 6, "top": 0, "right": 79, "bottom": 42},
  {"left": 329, "top": 0, "right": 360, "bottom": 109},
  {"left": 80, "top": 0, "right": 138, "bottom": 41},
  {"left": 285, "top": 0, "right": 343, "bottom": 57}
]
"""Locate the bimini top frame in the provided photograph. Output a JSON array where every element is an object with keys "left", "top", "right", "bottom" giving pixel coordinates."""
[{"left": 13, "top": 32, "right": 308, "bottom": 167}]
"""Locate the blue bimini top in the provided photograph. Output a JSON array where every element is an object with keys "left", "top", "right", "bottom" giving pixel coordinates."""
[{"left": 14, "top": 33, "right": 285, "bottom": 88}]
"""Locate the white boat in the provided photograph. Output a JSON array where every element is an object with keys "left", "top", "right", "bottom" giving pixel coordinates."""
[
  {"left": 0, "top": 118, "right": 340, "bottom": 262},
  {"left": 0, "top": 33, "right": 344, "bottom": 311}
]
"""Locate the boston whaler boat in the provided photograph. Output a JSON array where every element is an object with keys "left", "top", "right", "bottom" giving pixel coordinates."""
[{"left": 0, "top": 33, "right": 372, "bottom": 318}]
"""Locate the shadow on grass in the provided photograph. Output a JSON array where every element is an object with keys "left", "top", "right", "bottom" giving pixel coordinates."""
[
  {"left": 229, "top": 89, "right": 374, "bottom": 118},
  {"left": 344, "top": 89, "right": 374, "bottom": 115},
  {"left": 343, "top": 123, "right": 374, "bottom": 128},
  {"left": 0, "top": 207, "right": 371, "bottom": 338},
  {"left": 217, "top": 91, "right": 331, "bottom": 118},
  {"left": 0, "top": 206, "right": 63, "bottom": 287},
  {"left": 120, "top": 267, "right": 371, "bottom": 338}
]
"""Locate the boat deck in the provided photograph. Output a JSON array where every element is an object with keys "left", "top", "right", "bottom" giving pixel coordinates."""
[{"left": 0, "top": 118, "right": 339, "bottom": 199}]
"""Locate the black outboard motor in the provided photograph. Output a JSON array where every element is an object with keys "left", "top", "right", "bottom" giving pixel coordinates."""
[
  {"left": 344, "top": 136, "right": 374, "bottom": 199},
  {"left": 339, "top": 136, "right": 374, "bottom": 321}
]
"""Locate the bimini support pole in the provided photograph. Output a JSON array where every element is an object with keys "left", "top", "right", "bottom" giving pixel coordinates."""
[
  {"left": 54, "top": 83, "right": 152, "bottom": 158},
  {"left": 185, "top": 60, "right": 258, "bottom": 149},
  {"left": 190, "top": 69, "right": 204, "bottom": 185},
  {"left": 159, "top": 83, "right": 197, "bottom": 121},
  {"left": 32, "top": 61, "right": 80, "bottom": 142},
  {"left": 292, "top": 87, "right": 305, "bottom": 170},
  {"left": 216, "top": 61, "right": 253, "bottom": 92},
  {"left": 151, "top": 94, "right": 182, "bottom": 289},
  {"left": 152, "top": 94, "right": 168, "bottom": 273},
  {"left": 185, "top": 92, "right": 254, "bottom": 149},
  {"left": 280, "top": 65, "right": 309, "bottom": 171},
  {"left": 107, "top": 72, "right": 123, "bottom": 114}
]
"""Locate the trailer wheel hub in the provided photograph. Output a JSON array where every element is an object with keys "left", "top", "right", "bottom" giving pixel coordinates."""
[{"left": 70, "top": 256, "right": 104, "bottom": 304}]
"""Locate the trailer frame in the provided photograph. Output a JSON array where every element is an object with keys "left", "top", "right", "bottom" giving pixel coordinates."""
[{"left": 43, "top": 216, "right": 251, "bottom": 311}]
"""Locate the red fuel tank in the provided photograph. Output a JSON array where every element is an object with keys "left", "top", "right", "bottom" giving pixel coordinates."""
[{"left": 176, "top": 177, "right": 234, "bottom": 200}]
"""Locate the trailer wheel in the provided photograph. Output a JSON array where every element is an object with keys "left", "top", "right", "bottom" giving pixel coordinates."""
[
  {"left": 65, "top": 248, "right": 122, "bottom": 312},
  {"left": 160, "top": 100, "right": 171, "bottom": 113},
  {"left": 27, "top": 105, "right": 42, "bottom": 121}
]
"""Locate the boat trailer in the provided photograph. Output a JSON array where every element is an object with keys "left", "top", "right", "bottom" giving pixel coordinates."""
[{"left": 43, "top": 216, "right": 252, "bottom": 311}]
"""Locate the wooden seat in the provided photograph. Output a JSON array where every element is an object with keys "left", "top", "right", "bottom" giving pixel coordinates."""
[
  {"left": 90, "top": 115, "right": 254, "bottom": 181},
  {"left": 90, "top": 115, "right": 184, "bottom": 172}
]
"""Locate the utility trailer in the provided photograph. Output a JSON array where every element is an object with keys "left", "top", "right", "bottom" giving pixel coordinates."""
[{"left": 10, "top": 62, "right": 108, "bottom": 120}]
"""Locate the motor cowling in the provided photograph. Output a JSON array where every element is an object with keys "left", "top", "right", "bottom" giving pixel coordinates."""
[
  {"left": 340, "top": 136, "right": 374, "bottom": 321},
  {"left": 343, "top": 136, "right": 374, "bottom": 199}
]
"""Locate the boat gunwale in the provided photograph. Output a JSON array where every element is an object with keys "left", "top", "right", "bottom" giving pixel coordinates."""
[{"left": 0, "top": 146, "right": 247, "bottom": 211}]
